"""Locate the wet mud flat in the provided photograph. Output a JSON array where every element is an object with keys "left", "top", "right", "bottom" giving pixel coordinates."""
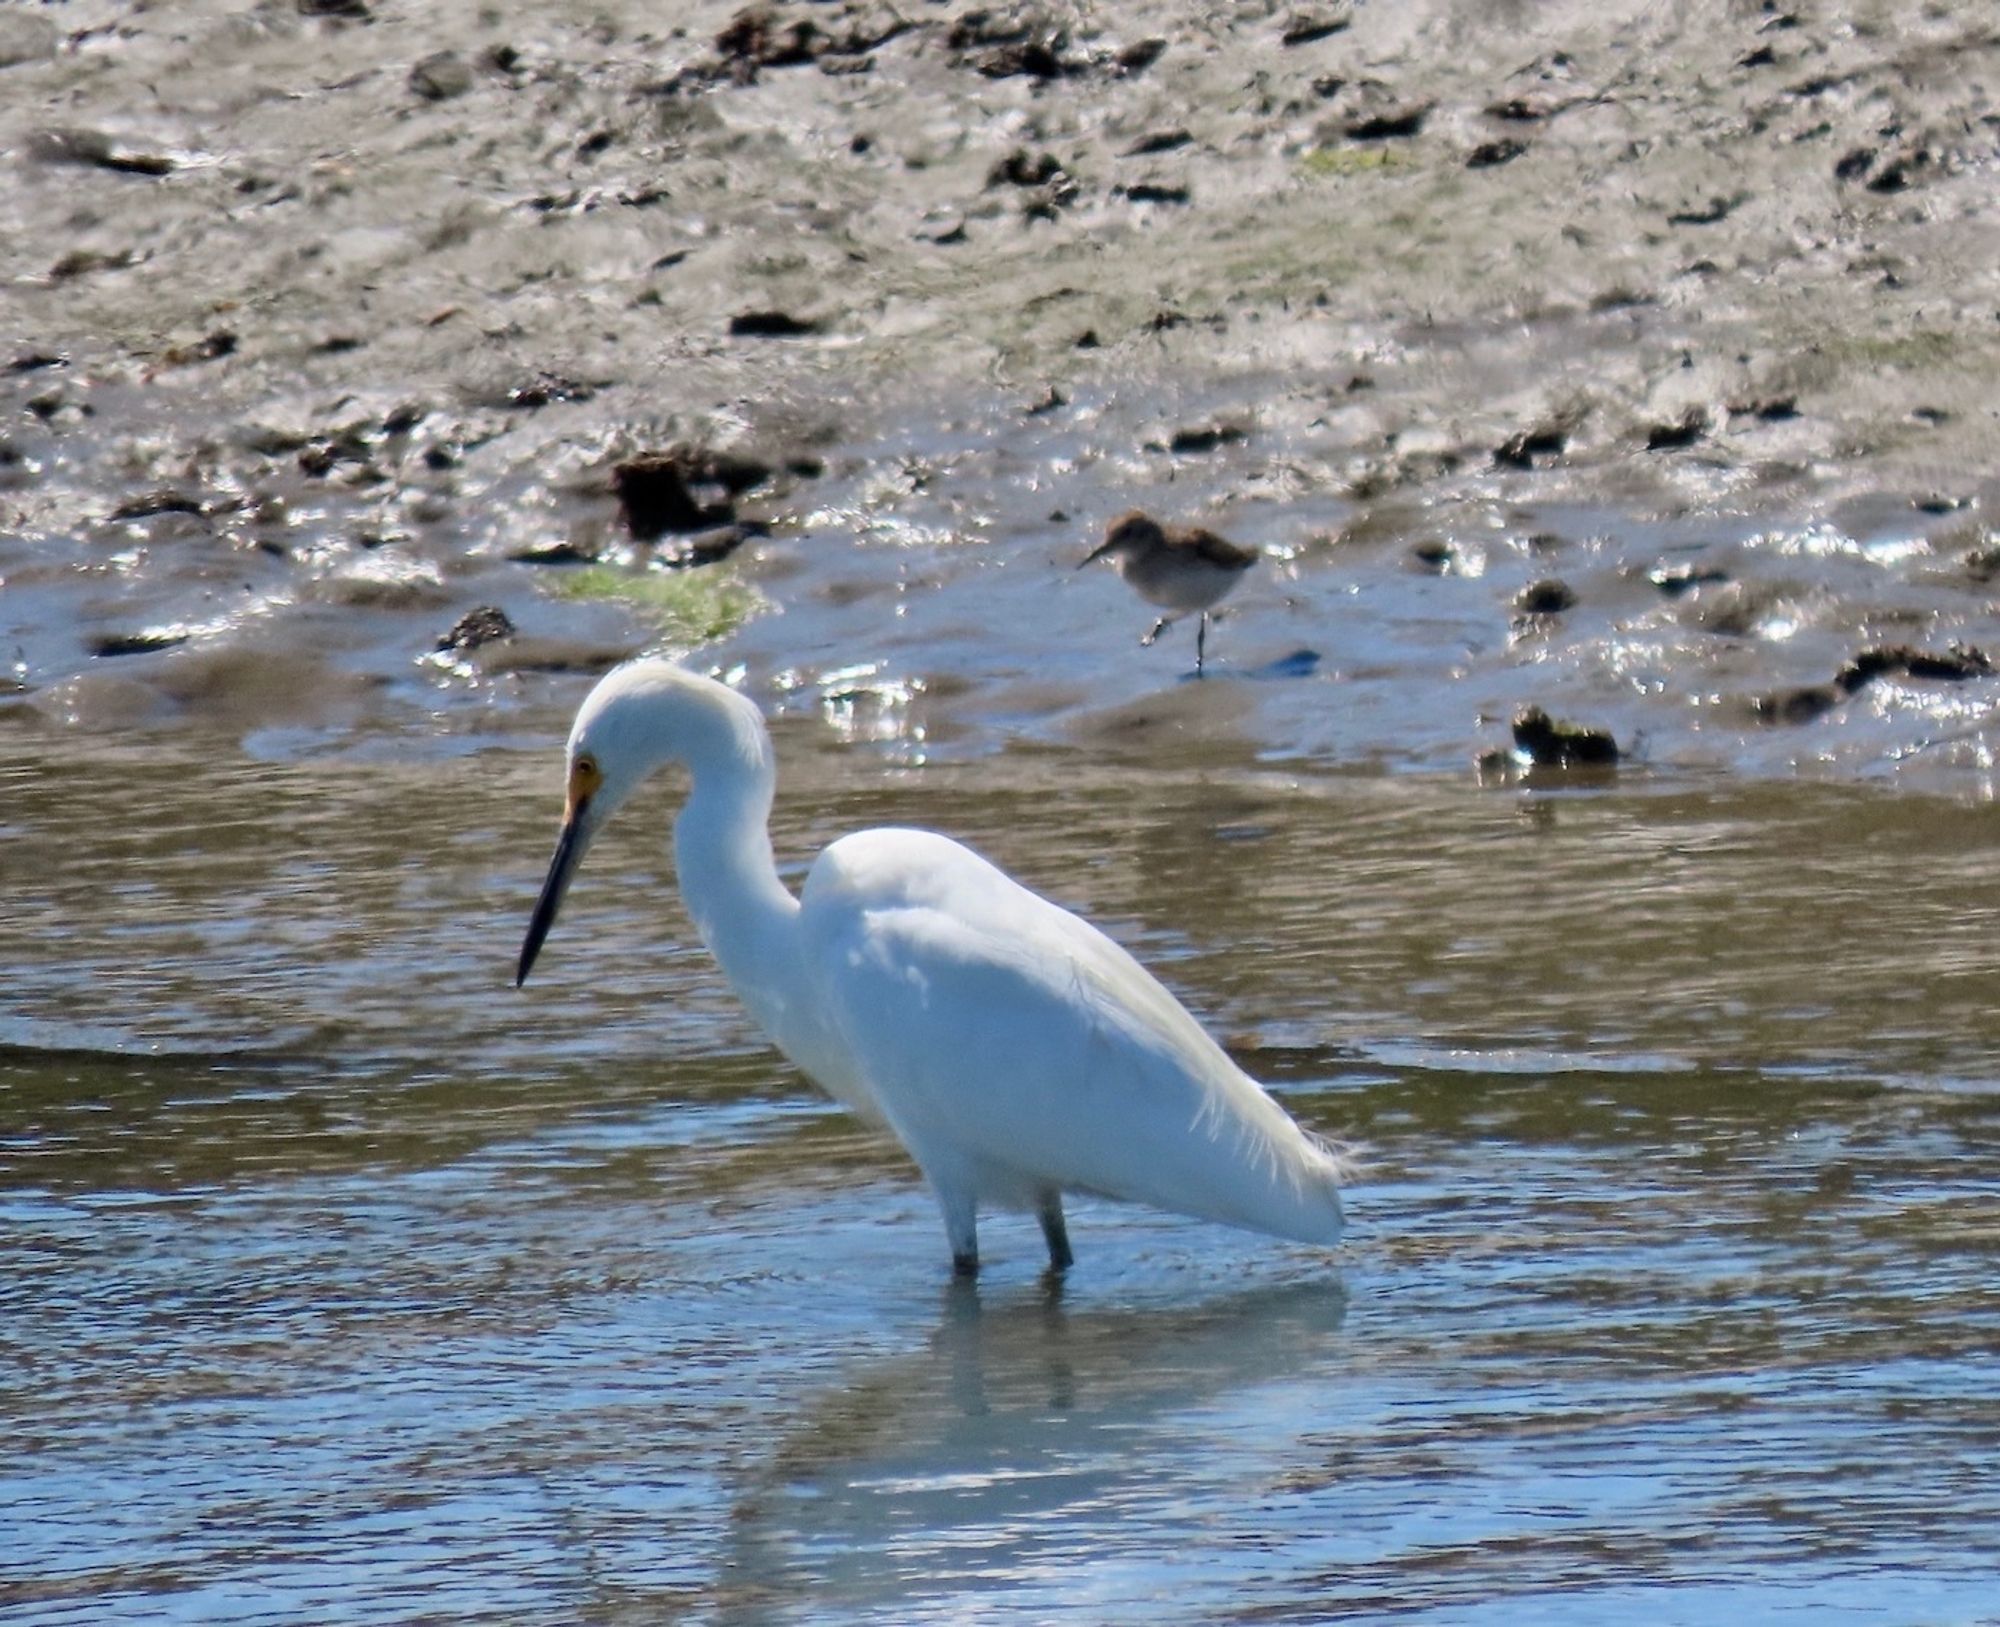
[{"left": 4, "top": 1, "right": 2000, "bottom": 779}]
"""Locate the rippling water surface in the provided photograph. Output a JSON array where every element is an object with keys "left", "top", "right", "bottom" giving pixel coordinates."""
[{"left": 5, "top": 712, "right": 1997, "bottom": 1623}]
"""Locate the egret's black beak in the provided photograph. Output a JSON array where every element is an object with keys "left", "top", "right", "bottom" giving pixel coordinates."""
[{"left": 516, "top": 800, "right": 591, "bottom": 987}]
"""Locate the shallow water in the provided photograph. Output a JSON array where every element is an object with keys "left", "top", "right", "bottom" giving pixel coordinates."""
[{"left": 5, "top": 720, "right": 1997, "bottom": 1623}]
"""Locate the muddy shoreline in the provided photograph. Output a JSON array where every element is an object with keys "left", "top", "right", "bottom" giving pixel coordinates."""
[{"left": 4, "top": 0, "right": 1999, "bottom": 779}]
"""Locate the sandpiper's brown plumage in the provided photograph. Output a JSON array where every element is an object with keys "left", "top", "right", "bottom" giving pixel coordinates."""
[{"left": 1080, "top": 510, "right": 1258, "bottom": 674}]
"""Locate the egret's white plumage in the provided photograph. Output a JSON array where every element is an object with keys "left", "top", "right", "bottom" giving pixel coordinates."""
[{"left": 517, "top": 659, "right": 1350, "bottom": 1274}]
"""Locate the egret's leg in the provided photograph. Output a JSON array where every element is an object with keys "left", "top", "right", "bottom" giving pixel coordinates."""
[
  {"left": 1037, "top": 1190, "right": 1074, "bottom": 1273},
  {"left": 1140, "top": 616, "right": 1173, "bottom": 648},
  {"left": 1195, "top": 612, "right": 1209, "bottom": 674},
  {"left": 935, "top": 1182, "right": 979, "bottom": 1277}
]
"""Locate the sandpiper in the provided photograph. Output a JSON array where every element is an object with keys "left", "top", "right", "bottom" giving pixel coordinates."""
[{"left": 1079, "top": 510, "right": 1258, "bottom": 674}]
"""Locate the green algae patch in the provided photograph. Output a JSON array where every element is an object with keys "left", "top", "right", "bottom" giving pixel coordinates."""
[
  {"left": 1299, "top": 145, "right": 1415, "bottom": 178},
  {"left": 551, "top": 565, "right": 762, "bottom": 642}
]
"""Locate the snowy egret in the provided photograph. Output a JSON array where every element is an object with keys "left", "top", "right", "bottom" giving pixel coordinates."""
[
  {"left": 1080, "top": 511, "right": 1258, "bottom": 674},
  {"left": 516, "top": 659, "right": 1348, "bottom": 1275}
]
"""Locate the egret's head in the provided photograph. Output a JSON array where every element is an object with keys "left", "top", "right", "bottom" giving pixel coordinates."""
[
  {"left": 1080, "top": 511, "right": 1165, "bottom": 569},
  {"left": 515, "top": 659, "right": 764, "bottom": 986}
]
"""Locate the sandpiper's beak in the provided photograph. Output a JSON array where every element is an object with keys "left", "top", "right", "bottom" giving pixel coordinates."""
[
  {"left": 1078, "top": 539, "right": 1116, "bottom": 569},
  {"left": 516, "top": 794, "right": 593, "bottom": 987}
]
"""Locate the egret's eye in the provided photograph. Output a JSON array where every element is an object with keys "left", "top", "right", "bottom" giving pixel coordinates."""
[{"left": 571, "top": 756, "right": 603, "bottom": 796}]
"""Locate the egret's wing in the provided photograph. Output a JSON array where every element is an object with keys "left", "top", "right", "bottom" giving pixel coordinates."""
[{"left": 799, "top": 829, "right": 1344, "bottom": 1242}]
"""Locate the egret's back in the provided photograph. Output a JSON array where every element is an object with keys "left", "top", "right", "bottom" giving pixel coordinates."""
[{"left": 799, "top": 827, "right": 1346, "bottom": 1245}]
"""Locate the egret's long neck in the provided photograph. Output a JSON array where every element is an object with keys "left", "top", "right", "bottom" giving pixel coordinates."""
[{"left": 669, "top": 706, "right": 808, "bottom": 1044}]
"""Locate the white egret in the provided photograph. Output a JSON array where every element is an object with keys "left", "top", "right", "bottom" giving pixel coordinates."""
[
  {"left": 516, "top": 659, "right": 1349, "bottom": 1275},
  {"left": 1080, "top": 510, "right": 1258, "bottom": 674}
]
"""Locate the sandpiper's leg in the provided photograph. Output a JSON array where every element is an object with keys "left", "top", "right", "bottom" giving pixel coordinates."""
[
  {"left": 1037, "top": 1189, "right": 1074, "bottom": 1273},
  {"left": 1140, "top": 616, "right": 1173, "bottom": 648},
  {"left": 1195, "top": 612, "right": 1209, "bottom": 674}
]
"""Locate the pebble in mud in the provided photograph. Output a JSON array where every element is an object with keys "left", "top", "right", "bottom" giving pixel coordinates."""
[
  {"left": 1494, "top": 422, "right": 1569, "bottom": 470},
  {"left": 90, "top": 629, "right": 190, "bottom": 660},
  {"left": 946, "top": 11, "right": 1081, "bottom": 80},
  {"left": 1835, "top": 644, "right": 1991, "bottom": 690},
  {"left": 989, "top": 149, "right": 1066, "bottom": 189},
  {"left": 728, "top": 310, "right": 822, "bottom": 338},
  {"left": 497, "top": 374, "right": 598, "bottom": 411},
  {"left": 1959, "top": 543, "right": 2000, "bottom": 583},
  {"left": 1341, "top": 102, "right": 1431, "bottom": 141},
  {"left": 1729, "top": 395, "right": 1798, "bottom": 422},
  {"left": 987, "top": 148, "right": 1080, "bottom": 217},
  {"left": 1124, "top": 175, "right": 1196, "bottom": 204},
  {"left": 1159, "top": 424, "right": 1247, "bottom": 455},
  {"left": 409, "top": 51, "right": 473, "bottom": 101},
  {"left": 613, "top": 455, "right": 725, "bottom": 539},
  {"left": 1508, "top": 706, "right": 1620, "bottom": 767},
  {"left": 1648, "top": 563, "right": 1730, "bottom": 597},
  {"left": 29, "top": 127, "right": 178, "bottom": 177},
  {"left": 109, "top": 489, "right": 211, "bottom": 521},
  {"left": 1467, "top": 138, "right": 1527, "bottom": 168},
  {"left": 1666, "top": 194, "right": 1742, "bottom": 227},
  {"left": 705, "top": 1, "right": 910, "bottom": 81},
  {"left": 437, "top": 606, "right": 516, "bottom": 653},
  {"left": 1114, "top": 38, "right": 1166, "bottom": 75},
  {"left": 1752, "top": 683, "right": 1842, "bottom": 725},
  {"left": 611, "top": 448, "right": 775, "bottom": 542},
  {"left": 1645, "top": 410, "right": 1709, "bottom": 451},
  {"left": 159, "top": 332, "right": 238, "bottom": 369},
  {"left": 48, "top": 249, "right": 132, "bottom": 282},
  {"left": 1679, "top": 576, "right": 1801, "bottom": 638},
  {"left": 1753, "top": 644, "right": 1993, "bottom": 724},
  {"left": 1281, "top": 11, "right": 1352, "bottom": 47},
  {"left": 1513, "top": 578, "right": 1576, "bottom": 615}
]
